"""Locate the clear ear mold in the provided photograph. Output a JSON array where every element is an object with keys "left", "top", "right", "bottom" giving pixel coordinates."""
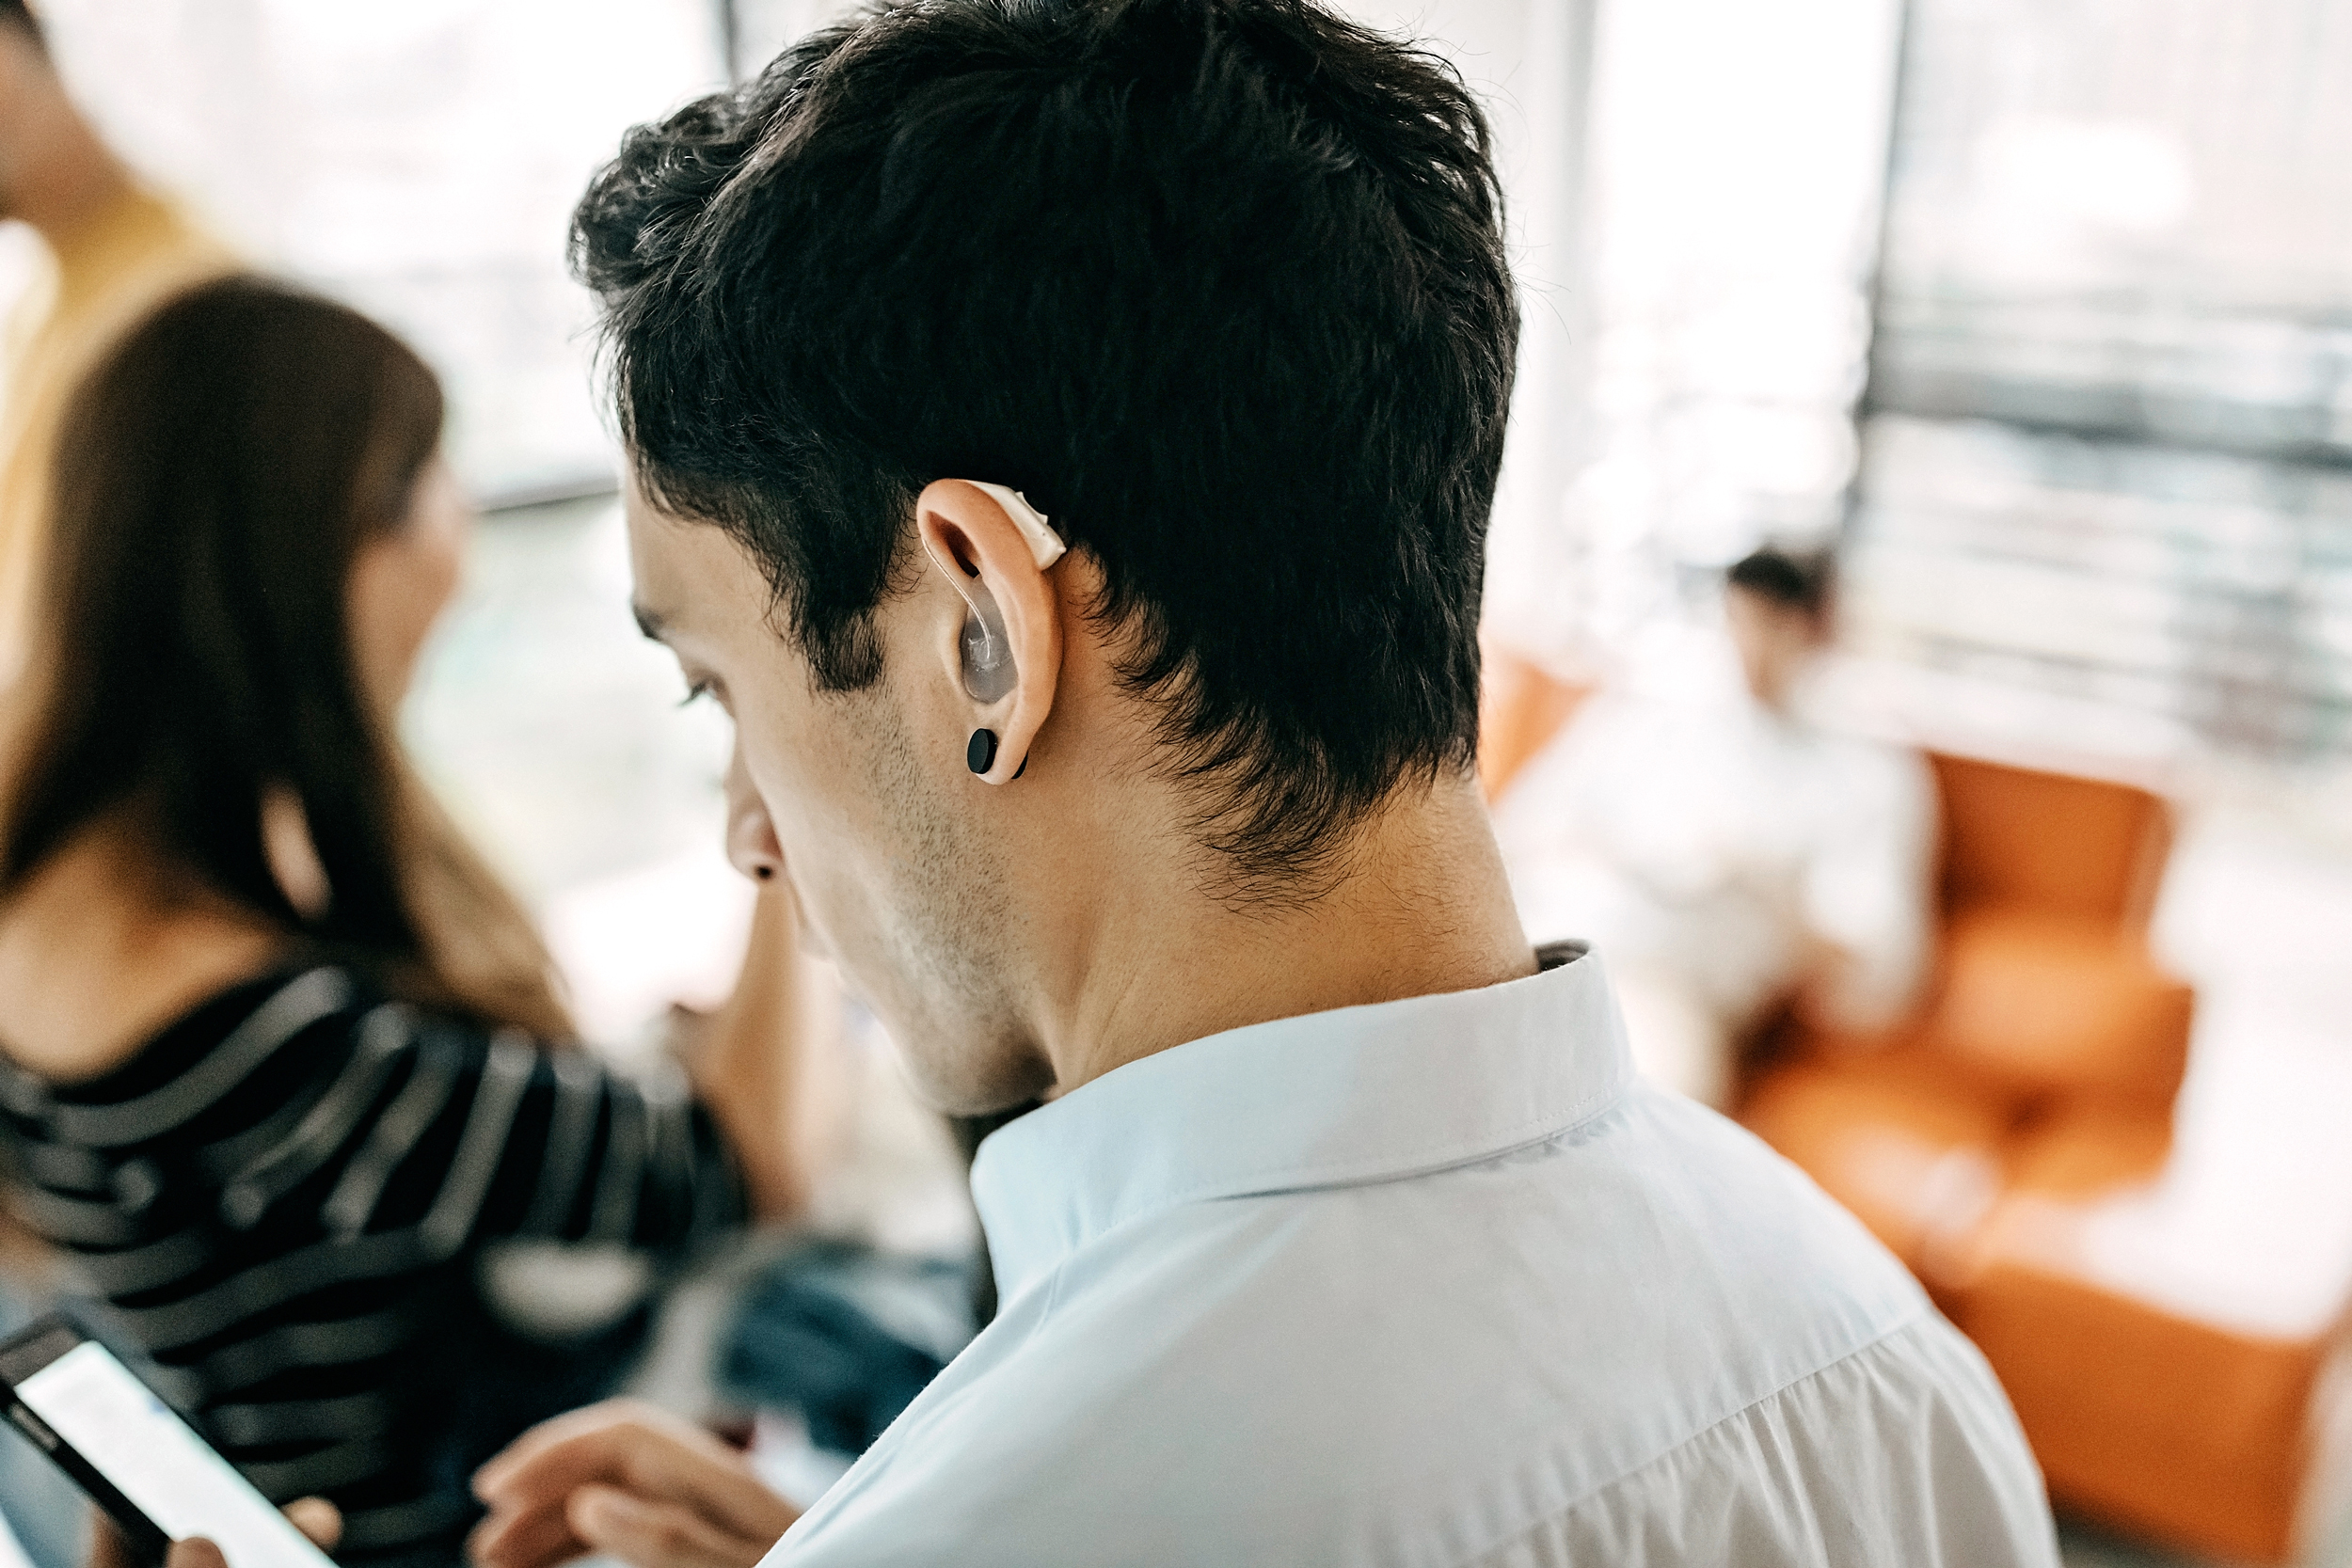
[{"left": 960, "top": 576, "right": 1018, "bottom": 704}]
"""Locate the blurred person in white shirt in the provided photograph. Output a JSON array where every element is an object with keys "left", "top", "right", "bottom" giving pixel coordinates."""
[{"left": 1491, "top": 547, "right": 1936, "bottom": 1107}]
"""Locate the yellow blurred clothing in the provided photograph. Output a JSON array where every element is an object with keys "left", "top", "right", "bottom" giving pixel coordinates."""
[{"left": 0, "top": 186, "right": 234, "bottom": 684}]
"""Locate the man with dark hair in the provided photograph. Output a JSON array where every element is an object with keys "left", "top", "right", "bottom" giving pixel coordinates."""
[{"left": 463, "top": 4, "right": 2054, "bottom": 1564}]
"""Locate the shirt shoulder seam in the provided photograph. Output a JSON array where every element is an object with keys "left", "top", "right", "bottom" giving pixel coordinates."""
[{"left": 1464, "top": 1306, "right": 1943, "bottom": 1562}]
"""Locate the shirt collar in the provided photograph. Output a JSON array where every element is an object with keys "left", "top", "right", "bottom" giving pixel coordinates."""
[{"left": 970, "top": 942, "right": 1630, "bottom": 1305}]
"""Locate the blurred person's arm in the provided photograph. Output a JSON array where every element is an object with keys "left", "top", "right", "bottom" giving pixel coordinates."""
[
  {"left": 470, "top": 1400, "right": 797, "bottom": 1568},
  {"left": 670, "top": 881, "right": 849, "bottom": 1224},
  {"left": 1795, "top": 745, "right": 1939, "bottom": 1037}
]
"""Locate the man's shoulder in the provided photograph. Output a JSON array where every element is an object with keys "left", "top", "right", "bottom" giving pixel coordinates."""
[
  {"left": 1485, "top": 1312, "right": 2059, "bottom": 1567},
  {"left": 1481, "top": 1084, "right": 1947, "bottom": 1436},
  {"left": 781, "top": 1087, "right": 2043, "bottom": 1565}
]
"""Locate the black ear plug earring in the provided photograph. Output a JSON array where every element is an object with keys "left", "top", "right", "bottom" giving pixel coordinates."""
[{"left": 967, "top": 729, "right": 999, "bottom": 774}]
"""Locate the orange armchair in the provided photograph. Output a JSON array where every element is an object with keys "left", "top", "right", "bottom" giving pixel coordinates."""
[{"left": 1739, "top": 752, "right": 2194, "bottom": 1294}]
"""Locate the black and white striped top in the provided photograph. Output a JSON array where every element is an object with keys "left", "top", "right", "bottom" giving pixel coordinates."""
[{"left": 0, "top": 965, "right": 743, "bottom": 1565}]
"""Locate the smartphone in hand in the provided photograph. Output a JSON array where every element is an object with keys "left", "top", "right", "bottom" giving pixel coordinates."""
[{"left": 0, "top": 1317, "right": 335, "bottom": 1568}]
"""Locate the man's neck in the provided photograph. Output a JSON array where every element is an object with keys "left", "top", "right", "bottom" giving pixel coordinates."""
[
  {"left": 1036, "top": 773, "right": 1537, "bottom": 1094},
  {"left": 8, "top": 91, "right": 133, "bottom": 250}
]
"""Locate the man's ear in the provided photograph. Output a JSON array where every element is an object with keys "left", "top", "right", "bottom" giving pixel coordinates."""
[{"left": 914, "top": 479, "right": 1065, "bottom": 785}]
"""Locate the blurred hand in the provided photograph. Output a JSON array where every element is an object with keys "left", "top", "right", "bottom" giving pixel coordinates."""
[
  {"left": 88, "top": 1498, "right": 341, "bottom": 1568},
  {"left": 470, "top": 1399, "right": 797, "bottom": 1568}
]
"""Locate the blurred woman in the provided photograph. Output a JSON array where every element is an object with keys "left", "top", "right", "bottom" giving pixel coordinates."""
[{"left": 0, "top": 277, "right": 822, "bottom": 1566}]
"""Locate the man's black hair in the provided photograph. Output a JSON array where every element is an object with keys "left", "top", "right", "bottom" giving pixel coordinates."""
[
  {"left": 571, "top": 0, "right": 1518, "bottom": 897},
  {"left": 1727, "top": 547, "right": 1834, "bottom": 618},
  {"left": 0, "top": 0, "right": 44, "bottom": 46}
]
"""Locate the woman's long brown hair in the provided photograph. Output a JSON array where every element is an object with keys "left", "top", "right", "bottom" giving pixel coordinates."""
[{"left": 0, "top": 276, "right": 570, "bottom": 1040}]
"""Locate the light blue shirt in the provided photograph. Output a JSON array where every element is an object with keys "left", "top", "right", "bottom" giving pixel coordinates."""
[{"left": 776, "top": 947, "right": 2059, "bottom": 1566}]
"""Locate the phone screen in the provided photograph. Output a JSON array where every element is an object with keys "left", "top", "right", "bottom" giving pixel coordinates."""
[{"left": 4, "top": 1331, "right": 335, "bottom": 1568}]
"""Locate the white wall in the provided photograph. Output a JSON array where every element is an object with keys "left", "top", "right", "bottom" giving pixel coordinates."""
[
  {"left": 1336, "top": 0, "right": 1602, "bottom": 671},
  {"left": 23, "top": 0, "right": 726, "bottom": 499}
]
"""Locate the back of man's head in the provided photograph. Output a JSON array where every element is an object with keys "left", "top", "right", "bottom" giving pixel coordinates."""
[
  {"left": 1726, "top": 546, "right": 1833, "bottom": 620},
  {"left": 574, "top": 0, "right": 1518, "bottom": 895}
]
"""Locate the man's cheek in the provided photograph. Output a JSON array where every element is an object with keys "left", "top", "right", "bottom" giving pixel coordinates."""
[{"left": 787, "top": 855, "right": 877, "bottom": 974}]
